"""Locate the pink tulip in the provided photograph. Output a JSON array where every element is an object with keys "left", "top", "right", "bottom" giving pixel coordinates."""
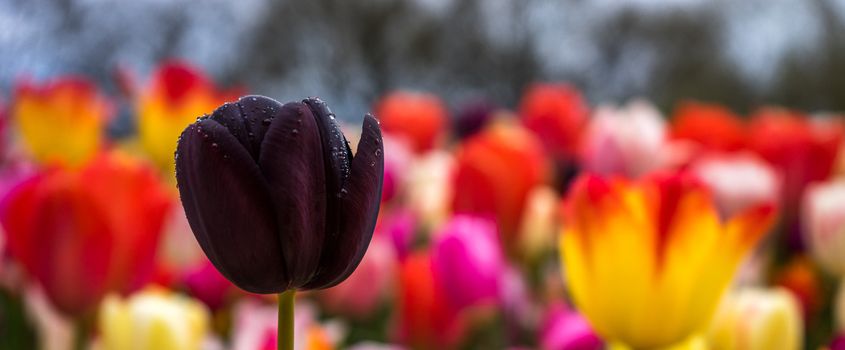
[
  {"left": 540, "top": 303, "right": 602, "bottom": 350},
  {"left": 804, "top": 179, "right": 845, "bottom": 275},
  {"left": 831, "top": 334, "right": 845, "bottom": 350},
  {"left": 182, "top": 259, "right": 235, "bottom": 311},
  {"left": 383, "top": 209, "right": 417, "bottom": 262},
  {"left": 579, "top": 100, "right": 667, "bottom": 178},
  {"left": 320, "top": 235, "right": 396, "bottom": 319},
  {"left": 431, "top": 215, "right": 505, "bottom": 310},
  {"left": 691, "top": 153, "right": 780, "bottom": 219},
  {"left": 382, "top": 136, "right": 413, "bottom": 204}
]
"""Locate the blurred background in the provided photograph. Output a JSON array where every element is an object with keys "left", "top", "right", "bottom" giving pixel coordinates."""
[
  {"left": 2, "top": 1, "right": 845, "bottom": 350},
  {"left": 3, "top": 0, "right": 845, "bottom": 120}
]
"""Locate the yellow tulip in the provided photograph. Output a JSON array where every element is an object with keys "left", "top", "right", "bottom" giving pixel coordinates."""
[
  {"left": 707, "top": 287, "right": 802, "bottom": 350},
  {"left": 13, "top": 77, "right": 110, "bottom": 165},
  {"left": 99, "top": 287, "right": 210, "bottom": 350},
  {"left": 608, "top": 336, "right": 709, "bottom": 350},
  {"left": 560, "top": 172, "right": 776, "bottom": 349},
  {"left": 136, "top": 60, "right": 234, "bottom": 172}
]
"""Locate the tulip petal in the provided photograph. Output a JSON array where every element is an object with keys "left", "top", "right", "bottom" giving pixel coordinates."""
[
  {"left": 303, "top": 97, "right": 353, "bottom": 284},
  {"left": 258, "top": 101, "right": 327, "bottom": 288},
  {"left": 209, "top": 95, "right": 281, "bottom": 161},
  {"left": 304, "top": 97, "right": 352, "bottom": 198},
  {"left": 304, "top": 114, "right": 383, "bottom": 289},
  {"left": 176, "top": 118, "right": 287, "bottom": 293}
]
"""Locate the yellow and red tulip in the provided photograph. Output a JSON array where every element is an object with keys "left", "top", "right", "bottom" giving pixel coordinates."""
[
  {"left": 136, "top": 60, "right": 239, "bottom": 171},
  {"left": 559, "top": 171, "right": 776, "bottom": 349},
  {"left": 13, "top": 76, "right": 111, "bottom": 166},
  {"left": 0, "top": 151, "right": 171, "bottom": 317}
]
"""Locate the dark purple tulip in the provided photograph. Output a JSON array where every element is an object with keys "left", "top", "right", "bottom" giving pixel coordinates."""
[
  {"left": 454, "top": 99, "right": 495, "bottom": 139},
  {"left": 175, "top": 95, "right": 384, "bottom": 293}
]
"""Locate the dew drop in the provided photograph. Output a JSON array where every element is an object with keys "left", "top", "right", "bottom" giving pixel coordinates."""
[
  {"left": 211, "top": 143, "right": 218, "bottom": 148},
  {"left": 262, "top": 118, "right": 272, "bottom": 125},
  {"left": 374, "top": 149, "right": 382, "bottom": 157},
  {"left": 292, "top": 129, "right": 299, "bottom": 135}
]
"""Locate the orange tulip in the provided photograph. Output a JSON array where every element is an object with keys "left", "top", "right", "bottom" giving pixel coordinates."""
[
  {"left": 519, "top": 83, "right": 589, "bottom": 160},
  {"left": 13, "top": 76, "right": 111, "bottom": 165},
  {"left": 136, "top": 60, "right": 238, "bottom": 171},
  {"left": 452, "top": 122, "right": 549, "bottom": 245},
  {"left": 670, "top": 101, "right": 746, "bottom": 153},
  {"left": 373, "top": 91, "right": 447, "bottom": 153},
  {"left": 0, "top": 151, "right": 171, "bottom": 317},
  {"left": 560, "top": 171, "right": 776, "bottom": 348},
  {"left": 774, "top": 256, "right": 822, "bottom": 319}
]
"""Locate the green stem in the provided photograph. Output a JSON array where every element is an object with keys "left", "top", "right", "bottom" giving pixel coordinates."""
[
  {"left": 74, "top": 318, "right": 90, "bottom": 350},
  {"left": 278, "top": 289, "right": 295, "bottom": 350}
]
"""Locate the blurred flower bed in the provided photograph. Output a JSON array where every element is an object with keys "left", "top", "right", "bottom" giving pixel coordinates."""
[{"left": 0, "top": 59, "right": 844, "bottom": 350}]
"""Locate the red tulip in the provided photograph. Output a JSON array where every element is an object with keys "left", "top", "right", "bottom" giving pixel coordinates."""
[
  {"left": 519, "top": 83, "right": 589, "bottom": 161},
  {"left": 670, "top": 101, "right": 746, "bottom": 153},
  {"left": 397, "top": 252, "right": 465, "bottom": 349},
  {"left": 374, "top": 91, "right": 447, "bottom": 153},
  {"left": 749, "top": 108, "right": 844, "bottom": 208},
  {"left": 452, "top": 122, "right": 549, "bottom": 246},
  {"left": 0, "top": 151, "right": 171, "bottom": 317},
  {"left": 748, "top": 108, "right": 844, "bottom": 249}
]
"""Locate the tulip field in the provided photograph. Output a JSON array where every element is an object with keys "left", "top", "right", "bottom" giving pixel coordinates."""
[{"left": 1, "top": 59, "right": 845, "bottom": 350}]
